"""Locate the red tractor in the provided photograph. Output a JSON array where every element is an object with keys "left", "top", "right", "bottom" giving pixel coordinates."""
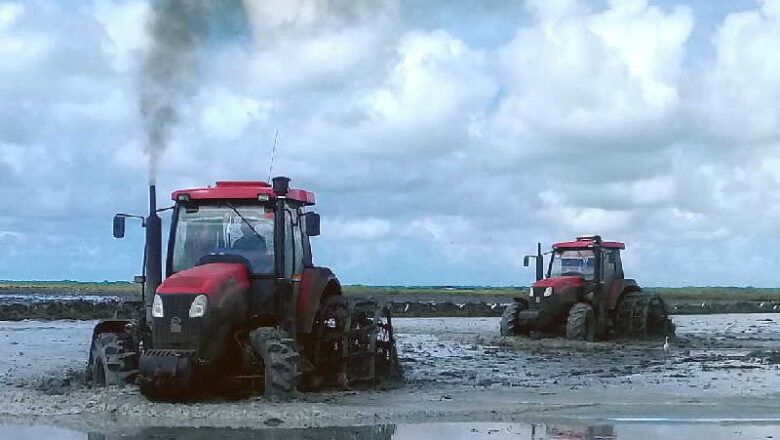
[
  {"left": 86, "top": 178, "right": 401, "bottom": 400},
  {"left": 501, "top": 236, "right": 674, "bottom": 341}
]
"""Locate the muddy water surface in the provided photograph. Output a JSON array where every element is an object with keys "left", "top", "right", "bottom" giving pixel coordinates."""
[
  {"left": 3, "top": 421, "right": 780, "bottom": 439},
  {"left": 0, "top": 314, "right": 779, "bottom": 434}
]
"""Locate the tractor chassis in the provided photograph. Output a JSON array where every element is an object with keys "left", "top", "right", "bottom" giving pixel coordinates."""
[
  {"left": 518, "top": 290, "right": 582, "bottom": 333},
  {"left": 138, "top": 349, "right": 199, "bottom": 399}
]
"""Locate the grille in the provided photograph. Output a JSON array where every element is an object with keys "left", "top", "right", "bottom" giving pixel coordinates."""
[
  {"left": 529, "top": 287, "right": 554, "bottom": 310},
  {"left": 152, "top": 294, "right": 203, "bottom": 349}
]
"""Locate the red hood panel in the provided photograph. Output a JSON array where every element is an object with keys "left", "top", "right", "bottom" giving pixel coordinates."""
[
  {"left": 533, "top": 276, "right": 584, "bottom": 290},
  {"left": 157, "top": 263, "right": 250, "bottom": 295}
]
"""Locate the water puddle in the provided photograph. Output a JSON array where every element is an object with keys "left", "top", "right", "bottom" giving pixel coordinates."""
[{"left": 2, "top": 421, "right": 779, "bottom": 440}]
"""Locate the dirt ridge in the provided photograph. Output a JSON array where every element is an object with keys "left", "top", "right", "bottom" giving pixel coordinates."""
[{"left": 1, "top": 297, "right": 778, "bottom": 321}]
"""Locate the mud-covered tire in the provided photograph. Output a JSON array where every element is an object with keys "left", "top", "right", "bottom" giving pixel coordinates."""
[
  {"left": 138, "top": 379, "right": 165, "bottom": 401},
  {"left": 86, "top": 332, "right": 138, "bottom": 386},
  {"left": 566, "top": 302, "right": 596, "bottom": 341},
  {"left": 250, "top": 328, "right": 300, "bottom": 400},
  {"left": 500, "top": 301, "right": 528, "bottom": 336}
]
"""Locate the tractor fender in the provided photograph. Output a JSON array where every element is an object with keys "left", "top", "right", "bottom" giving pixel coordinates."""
[
  {"left": 296, "top": 267, "right": 341, "bottom": 334},
  {"left": 512, "top": 297, "right": 529, "bottom": 308},
  {"left": 608, "top": 279, "right": 641, "bottom": 311},
  {"left": 88, "top": 319, "right": 133, "bottom": 365},
  {"left": 91, "top": 319, "right": 133, "bottom": 338}
]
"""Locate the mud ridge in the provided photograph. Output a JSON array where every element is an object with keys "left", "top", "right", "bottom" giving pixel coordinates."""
[{"left": 1, "top": 297, "right": 779, "bottom": 321}]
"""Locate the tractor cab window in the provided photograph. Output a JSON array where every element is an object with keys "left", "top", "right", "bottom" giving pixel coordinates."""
[
  {"left": 603, "top": 249, "right": 618, "bottom": 280},
  {"left": 550, "top": 249, "right": 595, "bottom": 279},
  {"left": 172, "top": 203, "right": 275, "bottom": 274},
  {"left": 291, "top": 211, "right": 304, "bottom": 275}
]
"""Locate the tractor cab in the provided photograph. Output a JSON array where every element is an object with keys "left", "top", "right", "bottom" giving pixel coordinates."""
[
  {"left": 544, "top": 237, "right": 625, "bottom": 293},
  {"left": 160, "top": 181, "right": 320, "bottom": 323},
  {"left": 168, "top": 180, "right": 317, "bottom": 277}
]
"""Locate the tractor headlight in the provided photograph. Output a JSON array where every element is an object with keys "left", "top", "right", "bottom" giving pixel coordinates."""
[
  {"left": 189, "top": 294, "right": 208, "bottom": 318},
  {"left": 529, "top": 287, "right": 534, "bottom": 297},
  {"left": 152, "top": 294, "right": 164, "bottom": 318},
  {"left": 543, "top": 287, "right": 553, "bottom": 297}
]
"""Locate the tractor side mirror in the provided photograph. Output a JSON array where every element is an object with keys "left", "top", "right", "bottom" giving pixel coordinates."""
[
  {"left": 304, "top": 212, "right": 320, "bottom": 236},
  {"left": 523, "top": 255, "right": 531, "bottom": 267},
  {"left": 113, "top": 215, "right": 126, "bottom": 239}
]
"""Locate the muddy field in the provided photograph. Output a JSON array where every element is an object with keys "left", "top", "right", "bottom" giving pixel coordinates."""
[{"left": 1, "top": 313, "right": 779, "bottom": 438}]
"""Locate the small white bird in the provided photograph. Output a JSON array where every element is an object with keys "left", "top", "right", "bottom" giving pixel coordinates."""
[{"left": 663, "top": 336, "right": 670, "bottom": 354}]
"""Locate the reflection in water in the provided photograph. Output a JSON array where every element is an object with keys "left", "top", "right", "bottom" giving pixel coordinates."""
[
  {"left": 543, "top": 424, "right": 616, "bottom": 440},
  {"left": 85, "top": 424, "right": 396, "bottom": 440},
  {"left": 5, "top": 421, "right": 780, "bottom": 440}
]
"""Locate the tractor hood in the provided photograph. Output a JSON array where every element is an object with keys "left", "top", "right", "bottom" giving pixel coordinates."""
[
  {"left": 532, "top": 276, "right": 584, "bottom": 290},
  {"left": 157, "top": 263, "right": 250, "bottom": 301}
]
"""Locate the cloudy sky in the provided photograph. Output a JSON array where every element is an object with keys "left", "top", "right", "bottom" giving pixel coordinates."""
[{"left": 1, "top": 0, "right": 779, "bottom": 287}]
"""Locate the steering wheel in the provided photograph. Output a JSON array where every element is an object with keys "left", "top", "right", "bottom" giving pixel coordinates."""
[
  {"left": 196, "top": 252, "right": 253, "bottom": 272},
  {"left": 561, "top": 271, "right": 583, "bottom": 277}
]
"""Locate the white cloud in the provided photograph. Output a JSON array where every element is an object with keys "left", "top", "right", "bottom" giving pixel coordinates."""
[
  {"left": 2, "top": 0, "right": 780, "bottom": 286},
  {"left": 92, "top": 0, "right": 149, "bottom": 71},
  {"left": 324, "top": 217, "right": 393, "bottom": 240},
  {"left": 199, "top": 88, "right": 270, "bottom": 142}
]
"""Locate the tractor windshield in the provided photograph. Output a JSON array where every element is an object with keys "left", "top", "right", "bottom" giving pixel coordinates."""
[
  {"left": 172, "top": 203, "right": 275, "bottom": 274},
  {"left": 550, "top": 249, "right": 595, "bottom": 279}
]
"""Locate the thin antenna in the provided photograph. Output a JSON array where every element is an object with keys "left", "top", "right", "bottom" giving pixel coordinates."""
[{"left": 267, "top": 129, "right": 279, "bottom": 182}]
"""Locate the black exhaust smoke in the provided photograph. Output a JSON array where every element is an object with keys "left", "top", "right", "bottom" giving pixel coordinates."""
[{"left": 145, "top": 185, "right": 163, "bottom": 320}]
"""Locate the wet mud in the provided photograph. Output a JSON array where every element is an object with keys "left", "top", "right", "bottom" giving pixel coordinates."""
[
  {"left": 0, "top": 300, "right": 139, "bottom": 321},
  {"left": 0, "top": 314, "right": 779, "bottom": 434}
]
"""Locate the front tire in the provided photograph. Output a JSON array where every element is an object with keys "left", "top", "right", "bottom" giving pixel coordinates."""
[
  {"left": 86, "top": 332, "right": 138, "bottom": 386},
  {"left": 500, "top": 301, "right": 527, "bottom": 336},
  {"left": 566, "top": 303, "right": 596, "bottom": 341},
  {"left": 250, "top": 328, "right": 300, "bottom": 400}
]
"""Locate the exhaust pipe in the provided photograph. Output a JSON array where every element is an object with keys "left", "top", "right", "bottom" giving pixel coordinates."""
[
  {"left": 271, "top": 176, "right": 290, "bottom": 281},
  {"left": 145, "top": 185, "right": 162, "bottom": 322},
  {"left": 271, "top": 176, "right": 294, "bottom": 334},
  {"left": 535, "top": 242, "right": 544, "bottom": 281}
]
